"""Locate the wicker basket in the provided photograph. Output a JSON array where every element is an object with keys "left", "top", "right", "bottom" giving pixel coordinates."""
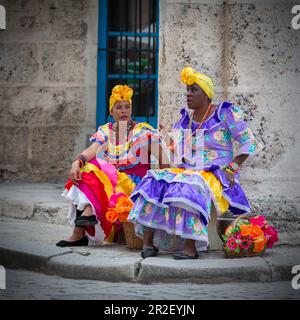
[
  {"left": 121, "top": 221, "right": 143, "bottom": 250},
  {"left": 223, "top": 215, "right": 266, "bottom": 258}
]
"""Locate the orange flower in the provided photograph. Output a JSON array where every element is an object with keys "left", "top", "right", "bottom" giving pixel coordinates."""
[
  {"left": 105, "top": 208, "right": 119, "bottom": 223},
  {"left": 240, "top": 224, "right": 252, "bottom": 236},
  {"left": 116, "top": 196, "right": 133, "bottom": 213},
  {"left": 240, "top": 224, "right": 264, "bottom": 238},
  {"left": 115, "top": 196, "right": 134, "bottom": 222},
  {"left": 118, "top": 211, "right": 129, "bottom": 222},
  {"left": 253, "top": 235, "right": 267, "bottom": 253},
  {"left": 251, "top": 225, "right": 264, "bottom": 238}
]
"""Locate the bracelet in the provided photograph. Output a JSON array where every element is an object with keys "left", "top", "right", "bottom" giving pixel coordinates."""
[
  {"left": 226, "top": 161, "right": 239, "bottom": 173},
  {"left": 73, "top": 154, "right": 87, "bottom": 168},
  {"left": 225, "top": 168, "right": 235, "bottom": 175}
]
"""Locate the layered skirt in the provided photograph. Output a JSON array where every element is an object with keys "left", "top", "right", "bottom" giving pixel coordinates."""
[
  {"left": 62, "top": 158, "right": 137, "bottom": 244},
  {"left": 128, "top": 167, "right": 251, "bottom": 251}
]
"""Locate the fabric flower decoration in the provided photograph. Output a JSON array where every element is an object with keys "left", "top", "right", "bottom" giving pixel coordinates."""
[
  {"left": 253, "top": 235, "right": 267, "bottom": 253},
  {"left": 250, "top": 215, "right": 267, "bottom": 228},
  {"left": 263, "top": 225, "right": 279, "bottom": 248},
  {"left": 106, "top": 208, "right": 119, "bottom": 223},
  {"left": 108, "top": 192, "right": 127, "bottom": 208},
  {"left": 115, "top": 196, "right": 134, "bottom": 222},
  {"left": 222, "top": 214, "right": 278, "bottom": 257},
  {"left": 237, "top": 234, "right": 253, "bottom": 250},
  {"left": 226, "top": 237, "right": 238, "bottom": 251}
]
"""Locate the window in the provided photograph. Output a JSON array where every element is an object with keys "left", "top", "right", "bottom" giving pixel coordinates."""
[{"left": 97, "top": 0, "right": 159, "bottom": 128}]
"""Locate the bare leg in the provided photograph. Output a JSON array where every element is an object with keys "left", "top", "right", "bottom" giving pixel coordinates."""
[
  {"left": 66, "top": 226, "right": 85, "bottom": 241},
  {"left": 183, "top": 239, "right": 197, "bottom": 256},
  {"left": 143, "top": 228, "right": 154, "bottom": 248},
  {"left": 81, "top": 204, "right": 93, "bottom": 217}
]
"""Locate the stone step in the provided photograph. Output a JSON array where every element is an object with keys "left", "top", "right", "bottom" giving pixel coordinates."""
[{"left": 0, "top": 217, "right": 299, "bottom": 284}]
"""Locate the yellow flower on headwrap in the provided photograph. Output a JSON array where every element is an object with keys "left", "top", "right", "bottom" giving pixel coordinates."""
[
  {"left": 180, "top": 66, "right": 215, "bottom": 100},
  {"left": 109, "top": 84, "right": 133, "bottom": 113}
]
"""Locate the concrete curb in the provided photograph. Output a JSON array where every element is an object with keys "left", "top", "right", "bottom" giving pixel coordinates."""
[
  {"left": 137, "top": 254, "right": 272, "bottom": 284},
  {"left": 1, "top": 236, "right": 299, "bottom": 284},
  {"left": 1, "top": 184, "right": 299, "bottom": 284}
]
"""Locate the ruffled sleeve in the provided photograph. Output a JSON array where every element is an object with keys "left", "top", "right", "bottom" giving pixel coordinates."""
[
  {"left": 132, "top": 122, "right": 161, "bottom": 147},
  {"left": 89, "top": 124, "right": 109, "bottom": 146},
  {"left": 225, "top": 105, "right": 263, "bottom": 156}
]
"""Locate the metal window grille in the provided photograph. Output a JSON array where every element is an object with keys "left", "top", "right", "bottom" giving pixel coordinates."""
[{"left": 97, "top": 0, "right": 159, "bottom": 128}]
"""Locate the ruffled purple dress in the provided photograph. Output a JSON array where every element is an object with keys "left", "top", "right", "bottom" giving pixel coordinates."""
[{"left": 128, "top": 102, "right": 263, "bottom": 251}]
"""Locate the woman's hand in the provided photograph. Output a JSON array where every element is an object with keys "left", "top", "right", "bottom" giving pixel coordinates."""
[
  {"left": 223, "top": 168, "right": 235, "bottom": 187},
  {"left": 70, "top": 161, "right": 82, "bottom": 185}
]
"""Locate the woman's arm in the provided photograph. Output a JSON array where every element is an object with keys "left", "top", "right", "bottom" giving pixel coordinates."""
[
  {"left": 148, "top": 142, "right": 170, "bottom": 169},
  {"left": 70, "top": 142, "right": 101, "bottom": 184},
  {"left": 222, "top": 105, "right": 263, "bottom": 186},
  {"left": 232, "top": 154, "right": 249, "bottom": 167}
]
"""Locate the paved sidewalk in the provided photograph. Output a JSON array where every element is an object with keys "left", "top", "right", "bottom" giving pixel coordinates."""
[
  {"left": 0, "top": 183, "right": 299, "bottom": 284},
  {"left": 0, "top": 217, "right": 299, "bottom": 284}
]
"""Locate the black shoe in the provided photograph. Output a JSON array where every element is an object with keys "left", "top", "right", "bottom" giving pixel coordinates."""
[
  {"left": 173, "top": 252, "right": 199, "bottom": 260},
  {"left": 56, "top": 236, "right": 89, "bottom": 247},
  {"left": 141, "top": 246, "right": 159, "bottom": 258},
  {"left": 75, "top": 215, "right": 98, "bottom": 227}
]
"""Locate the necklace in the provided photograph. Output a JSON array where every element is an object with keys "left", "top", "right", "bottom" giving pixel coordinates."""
[
  {"left": 111, "top": 120, "right": 135, "bottom": 155},
  {"left": 188, "top": 104, "right": 213, "bottom": 131},
  {"left": 112, "top": 120, "right": 134, "bottom": 135},
  {"left": 183, "top": 104, "right": 213, "bottom": 166}
]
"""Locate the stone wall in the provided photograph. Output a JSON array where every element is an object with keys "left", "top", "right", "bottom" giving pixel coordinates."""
[
  {"left": 158, "top": 0, "right": 300, "bottom": 243},
  {"left": 0, "top": 0, "right": 98, "bottom": 182}
]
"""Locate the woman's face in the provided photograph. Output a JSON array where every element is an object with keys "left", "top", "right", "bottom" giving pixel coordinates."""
[
  {"left": 111, "top": 100, "right": 132, "bottom": 123},
  {"left": 186, "top": 83, "right": 209, "bottom": 110}
]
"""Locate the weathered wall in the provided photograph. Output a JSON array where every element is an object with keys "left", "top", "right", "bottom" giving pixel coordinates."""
[
  {"left": 158, "top": 0, "right": 300, "bottom": 243},
  {"left": 0, "top": 0, "right": 98, "bottom": 182}
]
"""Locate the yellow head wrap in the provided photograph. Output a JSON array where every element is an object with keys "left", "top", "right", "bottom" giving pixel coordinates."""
[
  {"left": 180, "top": 66, "right": 214, "bottom": 100},
  {"left": 109, "top": 85, "right": 133, "bottom": 113}
]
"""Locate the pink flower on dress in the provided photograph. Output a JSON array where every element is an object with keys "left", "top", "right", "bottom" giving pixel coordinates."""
[
  {"left": 145, "top": 203, "right": 153, "bottom": 215},
  {"left": 193, "top": 221, "right": 203, "bottom": 231},
  {"left": 206, "top": 150, "right": 218, "bottom": 161},
  {"left": 176, "top": 214, "right": 182, "bottom": 225},
  {"left": 213, "top": 131, "right": 224, "bottom": 142}
]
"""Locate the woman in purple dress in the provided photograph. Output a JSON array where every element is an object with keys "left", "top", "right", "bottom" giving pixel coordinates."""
[{"left": 128, "top": 66, "right": 263, "bottom": 259}]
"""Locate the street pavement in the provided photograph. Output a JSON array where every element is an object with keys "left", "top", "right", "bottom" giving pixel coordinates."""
[{"left": 1, "top": 269, "right": 299, "bottom": 300}]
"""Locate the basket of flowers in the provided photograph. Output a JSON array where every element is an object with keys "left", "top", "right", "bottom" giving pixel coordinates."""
[
  {"left": 105, "top": 192, "right": 143, "bottom": 250},
  {"left": 222, "top": 215, "right": 279, "bottom": 258}
]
